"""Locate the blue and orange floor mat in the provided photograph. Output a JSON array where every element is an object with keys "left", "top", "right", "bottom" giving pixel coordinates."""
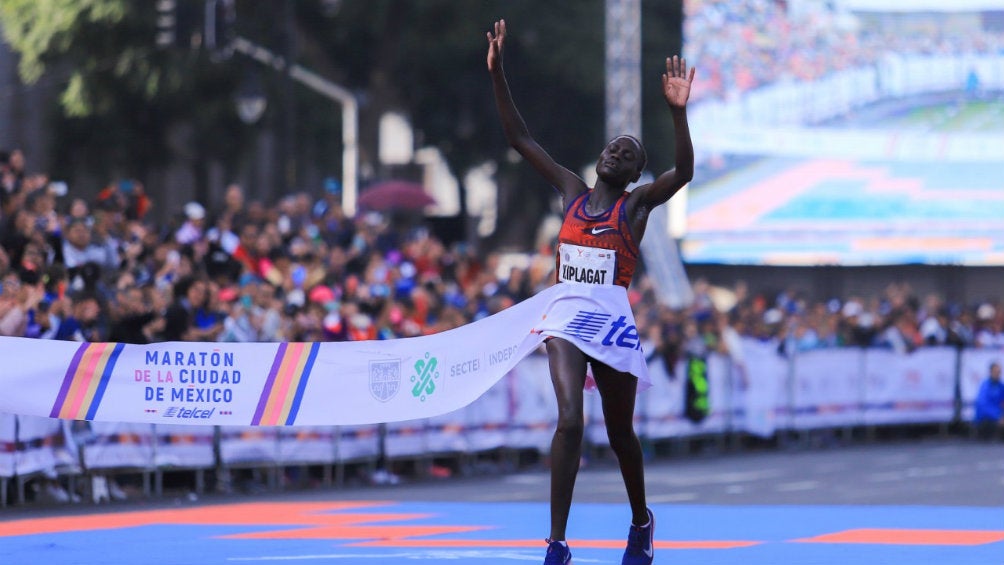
[{"left": 2, "top": 500, "right": 1002, "bottom": 564}]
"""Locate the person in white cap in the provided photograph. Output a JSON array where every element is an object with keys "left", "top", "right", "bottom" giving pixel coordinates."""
[{"left": 176, "top": 201, "right": 207, "bottom": 245}]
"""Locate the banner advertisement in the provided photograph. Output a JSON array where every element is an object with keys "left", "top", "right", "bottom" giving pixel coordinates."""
[
  {"left": 733, "top": 340, "right": 788, "bottom": 438},
  {"left": 503, "top": 355, "right": 557, "bottom": 452},
  {"left": 585, "top": 389, "right": 608, "bottom": 447},
  {"left": 462, "top": 377, "right": 511, "bottom": 453},
  {"left": 0, "top": 283, "right": 645, "bottom": 428},
  {"left": 219, "top": 426, "right": 278, "bottom": 466},
  {"left": 423, "top": 412, "right": 468, "bottom": 456},
  {"left": 81, "top": 422, "right": 155, "bottom": 471},
  {"left": 640, "top": 359, "right": 690, "bottom": 440},
  {"left": 334, "top": 425, "right": 379, "bottom": 462},
  {"left": 792, "top": 348, "right": 865, "bottom": 429},
  {"left": 384, "top": 419, "right": 428, "bottom": 459},
  {"left": 153, "top": 424, "right": 215, "bottom": 469},
  {"left": 277, "top": 426, "right": 337, "bottom": 465},
  {"left": 862, "top": 347, "right": 956, "bottom": 425},
  {"left": 702, "top": 353, "right": 732, "bottom": 434},
  {"left": 0, "top": 413, "right": 15, "bottom": 478},
  {"left": 13, "top": 416, "right": 66, "bottom": 478}
]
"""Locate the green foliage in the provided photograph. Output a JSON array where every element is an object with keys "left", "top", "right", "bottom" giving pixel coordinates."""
[
  {"left": 0, "top": 0, "right": 246, "bottom": 183},
  {"left": 0, "top": 0, "right": 685, "bottom": 239},
  {"left": 0, "top": 0, "right": 127, "bottom": 83}
]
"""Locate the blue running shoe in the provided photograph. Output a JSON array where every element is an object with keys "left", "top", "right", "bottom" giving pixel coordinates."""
[
  {"left": 622, "top": 508, "right": 654, "bottom": 565},
  {"left": 543, "top": 538, "right": 572, "bottom": 564}
]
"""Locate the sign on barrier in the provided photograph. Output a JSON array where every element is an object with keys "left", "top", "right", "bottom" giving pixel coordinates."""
[
  {"left": 702, "top": 354, "right": 732, "bottom": 434},
  {"left": 792, "top": 348, "right": 865, "bottom": 430},
  {"left": 740, "top": 340, "right": 791, "bottom": 437},
  {"left": 641, "top": 359, "right": 690, "bottom": 440},
  {"left": 505, "top": 355, "right": 556, "bottom": 452},
  {"left": 958, "top": 350, "right": 1004, "bottom": 421},
  {"left": 153, "top": 424, "right": 215, "bottom": 469},
  {"left": 384, "top": 419, "right": 428, "bottom": 459},
  {"left": 219, "top": 426, "right": 278, "bottom": 466},
  {"left": 81, "top": 422, "right": 155, "bottom": 471},
  {"left": 862, "top": 348, "right": 956, "bottom": 425},
  {"left": 0, "top": 413, "right": 15, "bottom": 478},
  {"left": 463, "top": 377, "right": 510, "bottom": 453},
  {"left": 13, "top": 415, "right": 65, "bottom": 478},
  {"left": 335, "top": 425, "right": 379, "bottom": 462},
  {"left": 1, "top": 342, "right": 969, "bottom": 479},
  {"left": 423, "top": 413, "right": 467, "bottom": 456},
  {"left": 278, "top": 426, "right": 337, "bottom": 465}
]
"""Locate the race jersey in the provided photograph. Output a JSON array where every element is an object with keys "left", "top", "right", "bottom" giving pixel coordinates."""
[{"left": 555, "top": 190, "right": 639, "bottom": 289}]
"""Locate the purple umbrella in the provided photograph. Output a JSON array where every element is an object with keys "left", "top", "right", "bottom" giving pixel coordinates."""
[{"left": 357, "top": 180, "right": 437, "bottom": 211}]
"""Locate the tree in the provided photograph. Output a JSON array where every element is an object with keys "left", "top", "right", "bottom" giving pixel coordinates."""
[
  {"left": 292, "top": 0, "right": 608, "bottom": 249},
  {"left": 294, "top": 0, "right": 682, "bottom": 250},
  {"left": 0, "top": 0, "right": 684, "bottom": 244},
  {"left": 0, "top": 0, "right": 249, "bottom": 209}
]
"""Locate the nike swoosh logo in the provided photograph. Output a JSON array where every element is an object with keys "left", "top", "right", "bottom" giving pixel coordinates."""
[
  {"left": 590, "top": 226, "right": 616, "bottom": 235},
  {"left": 644, "top": 546, "right": 653, "bottom": 558}
]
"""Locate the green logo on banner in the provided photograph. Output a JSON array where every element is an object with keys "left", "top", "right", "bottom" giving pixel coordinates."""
[{"left": 411, "top": 352, "right": 439, "bottom": 401}]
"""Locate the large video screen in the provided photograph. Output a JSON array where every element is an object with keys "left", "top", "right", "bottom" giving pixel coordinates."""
[{"left": 680, "top": 0, "right": 1004, "bottom": 265}]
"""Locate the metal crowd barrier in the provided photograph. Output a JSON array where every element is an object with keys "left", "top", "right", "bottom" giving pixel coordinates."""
[{"left": 2, "top": 342, "right": 995, "bottom": 507}]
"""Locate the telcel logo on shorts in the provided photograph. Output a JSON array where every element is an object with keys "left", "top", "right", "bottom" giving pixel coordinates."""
[
  {"left": 163, "top": 406, "right": 216, "bottom": 419},
  {"left": 600, "top": 315, "right": 642, "bottom": 350},
  {"left": 565, "top": 312, "right": 641, "bottom": 350}
]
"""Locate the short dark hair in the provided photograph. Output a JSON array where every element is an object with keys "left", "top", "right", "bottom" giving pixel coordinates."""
[
  {"left": 173, "top": 275, "right": 196, "bottom": 300},
  {"left": 66, "top": 216, "right": 90, "bottom": 230},
  {"left": 610, "top": 135, "right": 648, "bottom": 173}
]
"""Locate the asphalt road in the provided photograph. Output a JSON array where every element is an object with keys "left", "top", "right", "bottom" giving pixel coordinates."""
[
  {"left": 331, "top": 438, "right": 1004, "bottom": 508},
  {"left": 4, "top": 436, "right": 1002, "bottom": 518}
]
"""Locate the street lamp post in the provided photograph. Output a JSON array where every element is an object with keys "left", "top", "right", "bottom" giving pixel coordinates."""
[
  {"left": 230, "top": 37, "right": 360, "bottom": 216},
  {"left": 235, "top": 70, "right": 266, "bottom": 125}
]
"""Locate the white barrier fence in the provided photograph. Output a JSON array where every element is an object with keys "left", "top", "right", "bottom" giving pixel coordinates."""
[{"left": 1, "top": 340, "right": 995, "bottom": 502}]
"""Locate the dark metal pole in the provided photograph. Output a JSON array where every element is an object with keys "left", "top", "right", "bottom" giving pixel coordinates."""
[
  {"left": 284, "top": 0, "right": 297, "bottom": 192},
  {"left": 275, "top": 0, "right": 297, "bottom": 200}
]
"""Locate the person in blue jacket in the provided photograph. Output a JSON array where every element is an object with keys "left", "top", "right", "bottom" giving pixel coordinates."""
[{"left": 974, "top": 361, "right": 1004, "bottom": 440}]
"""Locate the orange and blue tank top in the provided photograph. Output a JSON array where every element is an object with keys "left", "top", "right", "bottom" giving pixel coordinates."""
[{"left": 555, "top": 190, "right": 639, "bottom": 289}]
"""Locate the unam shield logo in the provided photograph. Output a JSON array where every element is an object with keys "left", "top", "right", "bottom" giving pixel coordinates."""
[{"left": 369, "top": 360, "right": 402, "bottom": 402}]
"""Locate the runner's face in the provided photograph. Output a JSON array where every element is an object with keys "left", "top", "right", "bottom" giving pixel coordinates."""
[{"left": 596, "top": 137, "right": 643, "bottom": 184}]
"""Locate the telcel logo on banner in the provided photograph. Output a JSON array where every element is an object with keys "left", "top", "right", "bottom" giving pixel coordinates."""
[{"left": 163, "top": 406, "right": 215, "bottom": 419}]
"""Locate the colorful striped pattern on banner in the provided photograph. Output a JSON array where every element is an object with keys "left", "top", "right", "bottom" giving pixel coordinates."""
[
  {"left": 49, "top": 342, "right": 125, "bottom": 420},
  {"left": 252, "top": 342, "right": 321, "bottom": 426}
]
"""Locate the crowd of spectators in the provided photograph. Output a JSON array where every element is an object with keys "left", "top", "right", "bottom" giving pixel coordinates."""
[
  {"left": 6, "top": 144, "right": 1004, "bottom": 501},
  {"left": 0, "top": 152, "right": 530, "bottom": 350},
  {"left": 4, "top": 146, "right": 1004, "bottom": 374},
  {"left": 684, "top": 0, "right": 1004, "bottom": 102}
]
